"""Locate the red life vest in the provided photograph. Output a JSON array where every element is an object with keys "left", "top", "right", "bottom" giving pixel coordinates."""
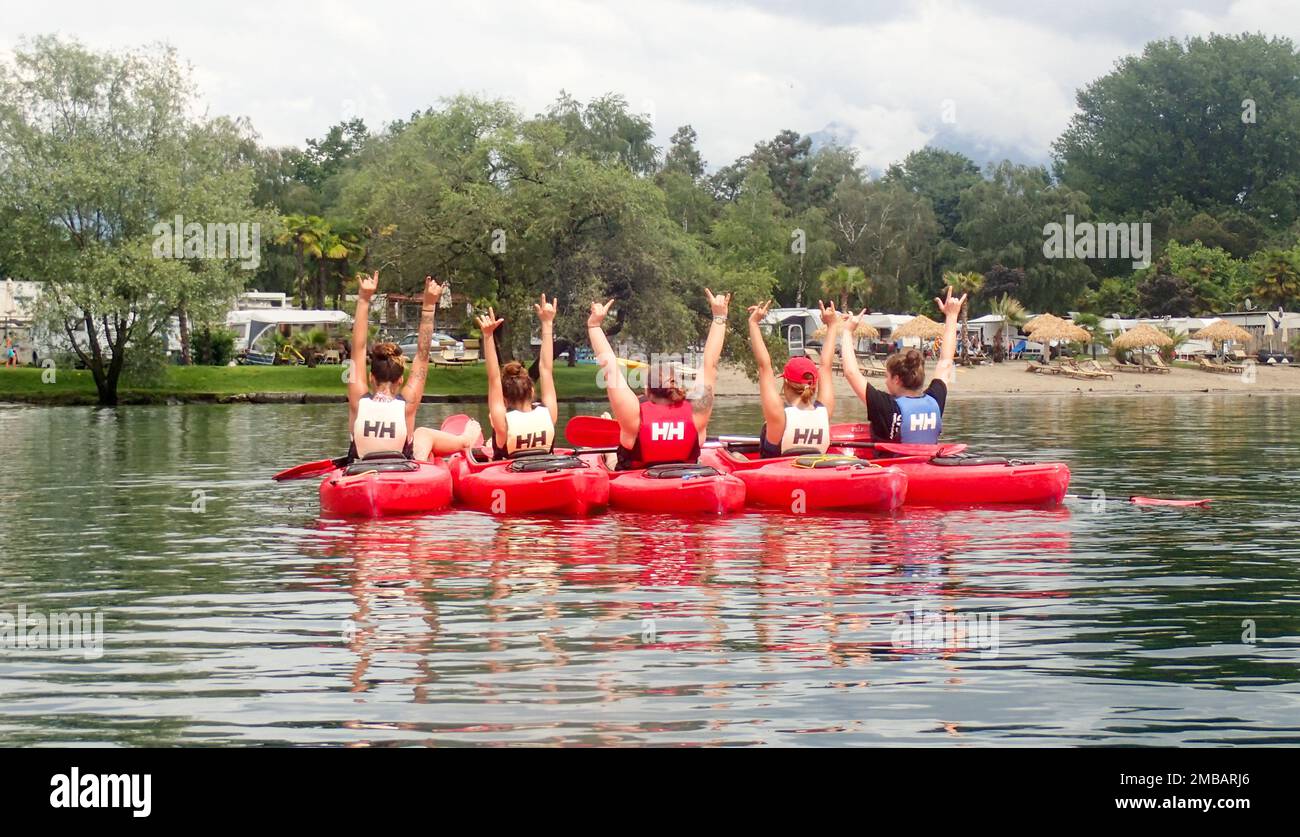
[{"left": 619, "top": 399, "right": 700, "bottom": 468}]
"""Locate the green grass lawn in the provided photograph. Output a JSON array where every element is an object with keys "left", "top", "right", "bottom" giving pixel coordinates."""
[{"left": 0, "top": 363, "right": 606, "bottom": 403}]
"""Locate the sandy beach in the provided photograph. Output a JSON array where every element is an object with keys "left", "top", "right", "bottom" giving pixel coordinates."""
[{"left": 712, "top": 358, "right": 1300, "bottom": 400}]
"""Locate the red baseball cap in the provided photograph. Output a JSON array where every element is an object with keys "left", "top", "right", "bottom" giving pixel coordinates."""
[{"left": 781, "top": 356, "right": 819, "bottom": 385}]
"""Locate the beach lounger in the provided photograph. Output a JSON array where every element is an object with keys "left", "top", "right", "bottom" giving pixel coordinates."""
[
  {"left": 1026, "top": 360, "right": 1059, "bottom": 374},
  {"left": 1196, "top": 356, "right": 1237, "bottom": 374},
  {"left": 1137, "top": 354, "right": 1170, "bottom": 374},
  {"left": 1064, "top": 358, "right": 1113, "bottom": 380}
]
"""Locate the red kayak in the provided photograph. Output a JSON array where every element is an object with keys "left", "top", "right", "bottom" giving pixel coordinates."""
[
  {"left": 586, "top": 458, "right": 746, "bottom": 514},
  {"left": 450, "top": 450, "right": 609, "bottom": 516},
  {"left": 872, "top": 454, "right": 1070, "bottom": 506},
  {"left": 319, "top": 455, "right": 453, "bottom": 518},
  {"left": 699, "top": 448, "right": 907, "bottom": 512}
]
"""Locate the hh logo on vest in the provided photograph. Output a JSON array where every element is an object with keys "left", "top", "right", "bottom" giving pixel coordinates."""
[
  {"left": 792, "top": 427, "right": 824, "bottom": 446},
  {"left": 363, "top": 420, "right": 397, "bottom": 439},
  {"left": 514, "top": 431, "right": 549, "bottom": 449},
  {"left": 651, "top": 421, "right": 685, "bottom": 441},
  {"left": 909, "top": 413, "right": 938, "bottom": 432}
]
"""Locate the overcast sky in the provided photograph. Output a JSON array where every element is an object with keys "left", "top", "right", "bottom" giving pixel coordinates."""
[{"left": 4, "top": 0, "right": 1298, "bottom": 174}]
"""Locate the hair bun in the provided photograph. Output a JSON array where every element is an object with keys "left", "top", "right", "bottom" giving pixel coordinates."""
[
  {"left": 502, "top": 361, "right": 527, "bottom": 378},
  {"left": 371, "top": 342, "right": 402, "bottom": 361}
]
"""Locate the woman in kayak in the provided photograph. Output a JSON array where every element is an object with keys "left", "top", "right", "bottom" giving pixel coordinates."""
[
  {"left": 475, "top": 294, "right": 559, "bottom": 459},
  {"left": 587, "top": 289, "right": 730, "bottom": 468},
  {"left": 839, "top": 286, "right": 966, "bottom": 444},
  {"left": 347, "top": 271, "right": 481, "bottom": 462},
  {"left": 746, "top": 299, "right": 840, "bottom": 456}
]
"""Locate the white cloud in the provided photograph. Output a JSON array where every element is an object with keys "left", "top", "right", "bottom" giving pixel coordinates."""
[{"left": 2, "top": 0, "right": 1297, "bottom": 172}]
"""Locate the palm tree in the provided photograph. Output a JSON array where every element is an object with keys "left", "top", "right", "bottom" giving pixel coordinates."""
[
  {"left": 276, "top": 214, "right": 328, "bottom": 309},
  {"left": 987, "top": 294, "right": 1027, "bottom": 362},
  {"left": 1073, "top": 312, "right": 1104, "bottom": 360},
  {"left": 943, "top": 270, "right": 985, "bottom": 364},
  {"left": 1247, "top": 249, "right": 1300, "bottom": 311},
  {"left": 818, "top": 265, "right": 869, "bottom": 312},
  {"left": 1156, "top": 325, "right": 1190, "bottom": 363}
]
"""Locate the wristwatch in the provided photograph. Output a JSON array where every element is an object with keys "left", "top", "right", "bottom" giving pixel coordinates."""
[{"left": 712, "top": 315, "right": 727, "bottom": 325}]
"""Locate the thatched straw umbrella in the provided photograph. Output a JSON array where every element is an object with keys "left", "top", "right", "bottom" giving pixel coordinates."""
[
  {"left": 1111, "top": 323, "right": 1172, "bottom": 362},
  {"left": 815, "top": 321, "right": 880, "bottom": 338},
  {"left": 1194, "top": 320, "right": 1253, "bottom": 358},
  {"left": 892, "top": 314, "right": 944, "bottom": 342},
  {"left": 1023, "top": 313, "right": 1090, "bottom": 360},
  {"left": 1023, "top": 313, "right": 1067, "bottom": 335},
  {"left": 1025, "top": 319, "right": 1090, "bottom": 360}
]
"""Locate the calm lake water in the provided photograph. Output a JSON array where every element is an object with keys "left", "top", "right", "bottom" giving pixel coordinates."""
[{"left": 1, "top": 394, "right": 1298, "bottom": 746}]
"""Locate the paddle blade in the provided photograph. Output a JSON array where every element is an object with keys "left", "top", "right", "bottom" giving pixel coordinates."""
[
  {"left": 566, "top": 415, "right": 623, "bottom": 448},
  {"left": 273, "top": 458, "right": 343, "bottom": 481},
  {"left": 440, "top": 413, "right": 484, "bottom": 447},
  {"left": 830, "top": 422, "right": 873, "bottom": 442},
  {"left": 1131, "top": 496, "right": 1212, "bottom": 507}
]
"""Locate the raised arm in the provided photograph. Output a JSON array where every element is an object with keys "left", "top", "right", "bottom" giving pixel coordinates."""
[
  {"left": 839, "top": 308, "right": 870, "bottom": 403},
  {"left": 476, "top": 307, "right": 507, "bottom": 438},
  {"left": 932, "top": 286, "right": 965, "bottom": 386},
  {"left": 349, "top": 271, "right": 378, "bottom": 409},
  {"left": 747, "top": 300, "right": 784, "bottom": 433},
  {"left": 534, "top": 294, "right": 558, "bottom": 423},
  {"left": 587, "top": 299, "right": 640, "bottom": 445},
  {"left": 692, "top": 288, "right": 730, "bottom": 432},
  {"left": 401, "top": 276, "right": 444, "bottom": 417},
  {"left": 817, "top": 300, "right": 838, "bottom": 418}
]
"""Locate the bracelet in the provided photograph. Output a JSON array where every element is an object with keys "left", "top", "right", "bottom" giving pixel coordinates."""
[{"left": 712, "top": 315, "right": 727, "bottom": 325}]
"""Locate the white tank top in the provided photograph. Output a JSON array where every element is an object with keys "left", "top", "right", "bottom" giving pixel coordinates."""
[
  {"left": 780, "top": 403, "right": 830, "bottom": 454},
  {"left": 503, "top": 405, "right": 555, "bottom": 456},
  {"left": 353, "top": 396, "right": 408, "bottom": 457}
]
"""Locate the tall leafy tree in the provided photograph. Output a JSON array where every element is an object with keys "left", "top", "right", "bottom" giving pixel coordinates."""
[
  {"left": 1054, "top": 33, "right": 1300, "bottom": 228},
  {"left": 883, "top": 147, "right": 982, "bottom": 241},
  {"left": 0, "top": 37, "right": 262, "bottom": 404}
]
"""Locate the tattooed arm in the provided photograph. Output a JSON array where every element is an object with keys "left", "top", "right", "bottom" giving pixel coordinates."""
[{"left": 402, "top": 276, "right": 443, "bottom": 428}]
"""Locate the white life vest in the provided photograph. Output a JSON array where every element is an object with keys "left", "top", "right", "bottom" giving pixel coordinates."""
[
  {"left": 352, "top": 396, "right": 408, "bottom": 457},
  {"left": 780, "top": 403, "right": 830, "bottom": 454},
  {"left": 502, "top": 405, "right": 555, "bottom": 457}
]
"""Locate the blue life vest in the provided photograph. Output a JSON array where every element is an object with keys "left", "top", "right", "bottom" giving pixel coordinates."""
[{"left": 895, "top": 393, "right": 942, "bottom": 443}]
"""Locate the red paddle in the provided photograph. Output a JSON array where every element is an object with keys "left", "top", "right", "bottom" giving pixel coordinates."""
[
  {"left": 1066, "top": 494, "right": 1212, "bottom": 507},
  {"left": 565, "top": 415, "right": 623, "bottom": 448},
  {"left": 272, "top": 456, "right": 347, "bottom": 481}
]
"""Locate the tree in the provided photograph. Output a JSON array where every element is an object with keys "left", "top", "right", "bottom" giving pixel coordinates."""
[
  {"left": 980, "top": 264, "right": 1026, "bottom": 308},
  {"left": 749, "top": 129, "right": 815, "bottom": 213},
  {"left": 663, "top": 125, "right": 705, "bottom": 179},
  {"left": 944, "top": 270, "right": 984, "bottom": 364},
  {"left": 542, "top": 91, "right": 659, "bottom": 175},
  {"left": 1137, "top": 272, "right": 1197, "bottom": 317},
  {"left": 1054, "top": 33, "right": 1300, "bottom": 229},
  {"left": 0, "top": 37, "right": 262, "bottom": 405},
  {"left": 1080, "top": 276, "right": 1139, "bottom": 316},
  {"left": 819, "top": 265, "right": 868, "bottom": 312},
  {"left": 828, "top": 179, "right": 937, "bottom": 310},
  {"left": 988, "top": 294, "right": 1027, "bottom": 362},
  {"left": 1247, "top": 247, "right": 1300, "bottom": 311},
  {"left": 954, "top": 161, "right": 1094, "bottom": 312},
  {"left": 883, "top": 147, "right": 982, "bottom": 241}
]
